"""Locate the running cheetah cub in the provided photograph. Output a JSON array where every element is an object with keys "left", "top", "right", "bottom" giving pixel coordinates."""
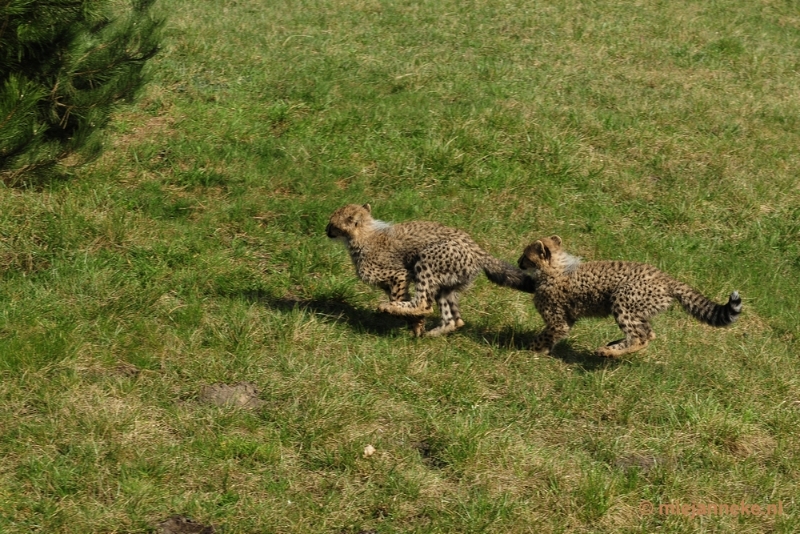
[
  {"left": 517, "top": 235, "right": 742, "bottom": 357},
  {"left": 326, "top": 204, "right": 536, "bottom": 337}
]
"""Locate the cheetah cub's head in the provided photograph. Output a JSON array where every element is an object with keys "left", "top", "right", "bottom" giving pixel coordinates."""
[
  {"left": 518, "top": 235, "right": 581, "bottom": 278},
  {"left": 326, "top": 203, "right": 388, "bottom": 244}
]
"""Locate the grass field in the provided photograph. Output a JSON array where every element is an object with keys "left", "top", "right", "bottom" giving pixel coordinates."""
[{"left": 1, "top": 0, "right": 799, "bottom": 532}]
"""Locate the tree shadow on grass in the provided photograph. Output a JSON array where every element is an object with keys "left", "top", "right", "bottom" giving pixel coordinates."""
[
  {"left": 1, "top": 163, "right": 74, "bottom": 190},
  {"left": 468, "top": 326, "right": 624, "bottom": 372},
  {"left": 241, "top": 290, "right": 411, "bottom": 336}
]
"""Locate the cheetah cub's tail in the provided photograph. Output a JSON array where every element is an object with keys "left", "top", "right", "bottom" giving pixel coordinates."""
[
  {"left": 673, "top": 284, "right": 742, "bottom": 327},
  {"left": 481, "top": 255, "right": 538, "bottom": 294}
]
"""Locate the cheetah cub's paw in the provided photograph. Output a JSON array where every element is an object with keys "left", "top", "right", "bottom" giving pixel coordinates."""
[
  {"left": 410, "top": 319, "right": 427, "bottom": 337},
  {"left": 595, "top": 340, "right": 649, "bottom": 358},
  {"left": 425, "top": 319, "right": 465, "bottom": 337}
]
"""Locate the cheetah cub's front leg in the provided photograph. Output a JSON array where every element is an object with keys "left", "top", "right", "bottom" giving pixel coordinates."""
[
  {"left": 531, "top": 313, "right": 571, "bottom": 354},
  {"left": 377, "top": 301, "right": 432, "bottom": 337},
  {"left": 377, "top": 271, "right": 432, "bottom": 336},
  {"left": 378, "top": 300, "right": 434, "bottom": 317},
  {"left": 377, "top": 263, "right": 436, "bottom": 319}
]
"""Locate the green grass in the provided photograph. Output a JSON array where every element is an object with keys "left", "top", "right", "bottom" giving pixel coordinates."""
[{"left": 1, "top": 0, "right": 799, "bottom": 532}]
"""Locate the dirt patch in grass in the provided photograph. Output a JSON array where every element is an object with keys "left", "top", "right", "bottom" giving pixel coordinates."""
[
  {"left": 613, "top": 453, "right": 666, "bottom": 474},
  {"left": 198, "top": 382, "right": 264, "bottom": 409},
  {"left": 157, "top": 515, "right": 216, "bottom": 534},
  {"left": 112, "top": 114, "right": 176, "bottom": 150},
  {"left": 114, "top": 362, "right": 141, "bottom": 377}
]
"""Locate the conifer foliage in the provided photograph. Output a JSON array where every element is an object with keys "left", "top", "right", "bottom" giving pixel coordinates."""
[{"left": 0, "top": 0, "right": 161, "bottom": 182}]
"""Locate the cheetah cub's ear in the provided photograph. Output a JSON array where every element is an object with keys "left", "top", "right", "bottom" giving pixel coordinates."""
[
  {"left": 531, "top": 240, "right": 550, "bottom": 261},
  {"left": 536, "top": 235, "right": 564, "bottom": 261},
  {"left": 362, "top": 203, "right": 372, "bottom": 213}
]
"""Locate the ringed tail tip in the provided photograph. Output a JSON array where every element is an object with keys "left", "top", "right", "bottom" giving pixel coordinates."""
[{"left": 729, "top": 290, "right": 742, "bottom": 319}]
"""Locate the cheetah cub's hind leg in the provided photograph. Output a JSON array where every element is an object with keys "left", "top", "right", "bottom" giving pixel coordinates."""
[
  {"left": 597, "top": 285, "right": 667, "bottom": 357},
  {"left": 425, "top": 290, "right": 465, "bottom": 337},
  {"left": 595, "top": 318, "right": 655, "bottom": 358},
  {"left": 602, "top": 330, "right": 657, "bottom": 349}
]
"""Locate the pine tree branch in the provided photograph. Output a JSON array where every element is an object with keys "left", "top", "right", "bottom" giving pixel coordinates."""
[
  {"left": 1, "top": 0, "right": 161, "bottom": 177},
  {"left": 0, "top": 97, "right": 20, "bottom": 133},
  {"left": 0, "top": 2, "right": 11, "bottom": 47},
  {"left": 72, "top": 33, "right": 159, "bottom": 80}
]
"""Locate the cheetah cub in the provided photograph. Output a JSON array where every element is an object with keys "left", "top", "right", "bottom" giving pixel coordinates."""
[
  {"left": 517, "top": 235, "right": 742, "bottom": 357},
  {"left": 326, "top": 204, "right": 536, "bottom": 337}
]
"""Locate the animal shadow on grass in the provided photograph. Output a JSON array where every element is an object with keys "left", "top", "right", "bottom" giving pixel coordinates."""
[
  {"left": 241, "top": 290, "right": 410, "bottom": 336},
  {"left": 470, "top": 326, "right": 623, "bottom": 371},
  {"left": 240, "top": 291, "right": 623, "bottom": 369}
]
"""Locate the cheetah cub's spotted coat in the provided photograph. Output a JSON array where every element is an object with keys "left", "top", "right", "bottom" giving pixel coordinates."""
[
  {"left": 518, "top": 236, "right": 742, "bottom": 357},
  {"left": 326, "top": 204, "right": 536, "bottom": 337}
]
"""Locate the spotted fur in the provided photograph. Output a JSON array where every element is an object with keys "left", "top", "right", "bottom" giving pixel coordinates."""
[
  {"left": 326, "top": 204, "right": 536, "bottom": 337},
  {"left": 518, "top": 235, "right": 742, "bottom": 357}
]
